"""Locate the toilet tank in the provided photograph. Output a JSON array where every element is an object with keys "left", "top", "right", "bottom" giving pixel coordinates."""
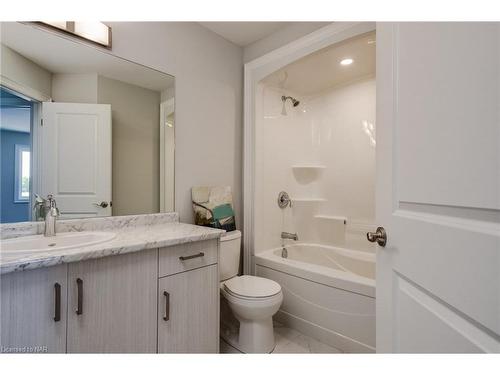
[{"left": 219, "top": 230, "right": 242, "bottom": 281}]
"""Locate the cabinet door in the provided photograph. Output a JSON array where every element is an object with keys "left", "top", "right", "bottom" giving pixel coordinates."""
[
  {"left": 158, "top": 264, "right": 219, "bottom": 353},
  {"left": 67, "top": 250, "right": 157, "bottom": 353},
  {"left": 0, "top": 265, "right": 67, "bottom": 353}
]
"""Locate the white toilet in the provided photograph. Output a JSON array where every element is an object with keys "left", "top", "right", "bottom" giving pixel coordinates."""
[{"left": 219, "top": 230, "right": 283, "bottom": 353}]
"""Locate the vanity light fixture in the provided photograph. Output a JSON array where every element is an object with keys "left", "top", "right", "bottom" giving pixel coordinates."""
[
  {"left": 39, "top": 21, "right": 112, "bottom": 48},
  {"left": 340, "top": 58, "right": 354, "bottom": 66},
  {"left": 74, "top": 22, "right": 111, "bottom": 47}
]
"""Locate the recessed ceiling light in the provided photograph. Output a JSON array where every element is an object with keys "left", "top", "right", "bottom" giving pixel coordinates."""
[{"left": 340, "top": 58, "right": 354, "bottom": 66}]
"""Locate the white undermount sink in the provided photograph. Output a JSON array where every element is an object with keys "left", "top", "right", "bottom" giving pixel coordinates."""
[{"left": 0, "top": 231, "right": 117, "bottom": 260}]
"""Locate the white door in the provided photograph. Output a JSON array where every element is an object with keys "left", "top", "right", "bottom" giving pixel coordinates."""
[
  {"left": 376, "top": 23, "right": 500, "bottom": 353},
  {"left": 40, "top": 102, "right": 112, "bottom": 218}
]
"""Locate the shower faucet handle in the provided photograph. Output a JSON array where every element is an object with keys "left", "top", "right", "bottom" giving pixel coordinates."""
[{"left": 277, "top": 191, "right": 292, "bottom": 209}]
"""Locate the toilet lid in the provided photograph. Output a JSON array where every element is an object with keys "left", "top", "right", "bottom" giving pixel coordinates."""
[{"left": 224, "top": 275, "right": 281, "bottom": 298}]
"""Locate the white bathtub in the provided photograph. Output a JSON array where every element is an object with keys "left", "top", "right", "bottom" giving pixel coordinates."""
[{"left": 255, "top": 243, "right": 376, "bottom": 353}]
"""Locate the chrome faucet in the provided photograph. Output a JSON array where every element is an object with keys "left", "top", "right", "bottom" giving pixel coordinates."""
[
  {"left": 34, "top": 194, "right": 60, "bottom": 237},
  {"left": 281, "top": 231, "right": 298, "bottom": 241},
  {"left": 44, "top": 195, "right": 60, "bottom": 237}
]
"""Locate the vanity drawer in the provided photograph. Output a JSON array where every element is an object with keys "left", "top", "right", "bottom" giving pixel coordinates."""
[{"left": 159, "top": 239, "right": 218, "bottom": 277}]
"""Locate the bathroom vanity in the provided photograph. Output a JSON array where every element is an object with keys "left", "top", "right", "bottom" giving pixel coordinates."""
[{"left": 0, "top": 213, "right": 223, "bottom": 353}]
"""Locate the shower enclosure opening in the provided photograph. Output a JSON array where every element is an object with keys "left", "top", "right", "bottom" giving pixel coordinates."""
[{"left": 251, "top": 29, "right": 377, "bottom": 353}]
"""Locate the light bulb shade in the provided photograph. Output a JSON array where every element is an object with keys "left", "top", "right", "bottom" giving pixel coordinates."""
[
  {"left": 74, "top": 22, "right": 111, "bottom": 47},
  {"left": 41, "top": 21, "right": 68, "bottom": 31},
  {"left": 40, "top": 21, "right": 112, "bottom": 48}
]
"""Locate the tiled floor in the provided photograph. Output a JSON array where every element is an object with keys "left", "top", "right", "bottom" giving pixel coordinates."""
[{"left": 220, "top": 322, "right": 342, "bottom": 354}]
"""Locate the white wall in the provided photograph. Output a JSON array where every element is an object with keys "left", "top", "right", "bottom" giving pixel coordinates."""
[
  {"left": 51, "top": 73, "right": 98, "bottom": 103},
  {"left": 107, "top": 22, "right": 243, "bottom": 226},
  {"left": 243, "top": 22, "right": 332, "bottom": 63},
  {"left": 0, "top": 44, "right": 52, "bottom": 100},
  {"left": 255, "top": 77, "right": 376, "bottom": 253},
  {"left": 97, "top": 75, "right": 161, "bottom": 216},
  {"left": 0, "top": 107, "right": 31, "bottom": 132}
]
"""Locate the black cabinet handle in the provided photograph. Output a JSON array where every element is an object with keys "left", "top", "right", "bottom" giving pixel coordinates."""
[
  {"left": 179, "top": 252, "right": 204, "bottom": 261},
  {"left": 163, "top": 291, "right": 170, "bottom": 321},
  {"left": 76, "top": 278, "right": 83, "bottom": 315},
  {"left": 53, "top": 283, "right": 61, "bottom": 322}
]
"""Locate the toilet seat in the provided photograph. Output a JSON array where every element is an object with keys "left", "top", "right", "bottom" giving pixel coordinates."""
[{"left": 223, "top": 275, "right": 281, "bottom": 300}]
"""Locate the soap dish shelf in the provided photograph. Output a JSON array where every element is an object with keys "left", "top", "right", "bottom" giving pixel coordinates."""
[
  {"left": 291, "top": 165, "right": 326, "bottom": 170},
  {"left": 314, "top": 215, "right": 347, "bottom": 224}
]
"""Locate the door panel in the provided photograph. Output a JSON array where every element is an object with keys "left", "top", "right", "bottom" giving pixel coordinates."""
[
  {"left": 376, "top": 23, "right": 500, "bottom": 353},
  {"left": 67, "top": 249, "right": 157, "bottom": 353},
  {"left": 158, "top": 264, "right": 219, "bottom": 353},
  {"left": 396, "top": 23, "right": 499, "bottom": 210},
  {"left": 395, "top": 275, "right": 496, "bottom": 353},
  {"left": 0, "top": 265, "right": 67, "bottom": 353},
  {"left": 40, "top": 102, "right": 112, "bottom": 218}
]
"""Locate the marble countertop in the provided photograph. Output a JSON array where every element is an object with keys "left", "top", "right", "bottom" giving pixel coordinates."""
[{"left": 0, "top": 214, "right": 224, "bottom": 275}]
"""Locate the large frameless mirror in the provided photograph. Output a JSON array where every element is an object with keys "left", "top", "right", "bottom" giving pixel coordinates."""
[{"left": 0, "top": 22, "right": 175, "bottom": 223}]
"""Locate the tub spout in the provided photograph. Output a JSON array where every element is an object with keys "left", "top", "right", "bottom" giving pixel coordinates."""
[
  {"left": 281, "top": 232, "right": 298, "bottom": 241},
  {"left": 281, "top": 247, "right": 288, "bottom": 258}
]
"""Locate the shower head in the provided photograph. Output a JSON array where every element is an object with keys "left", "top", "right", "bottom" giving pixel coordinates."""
[{"left": 281, "top": 95, "right": 300, "bottom": 115}]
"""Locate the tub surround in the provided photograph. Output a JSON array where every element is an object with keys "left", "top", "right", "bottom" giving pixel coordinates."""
[
  {"left": 0, "top": 213, "right": 224, "bottom": 275},
  {"left": 255, "top": 244, "right": 375, "bottom": 353},
  {"left": 256, "top": 245, "right": 375, "bottom": 298},
  {"left": 254, "top": 78, "right": 376, "bottom": 253}
]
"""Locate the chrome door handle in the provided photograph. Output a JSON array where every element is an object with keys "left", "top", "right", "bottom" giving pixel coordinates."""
[
  {"left": 94, "top": 201, "right": 109, "bottom": 208},
  {"left": 367, "top": 227, "right": 387, "bottom": 247}
]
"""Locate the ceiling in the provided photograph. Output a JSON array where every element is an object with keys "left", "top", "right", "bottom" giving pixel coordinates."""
[
  {"left": 1, "top": 22, "right": 175, "bottom": 92},
  {"left": 198, "top": 22, "right": 291, "bottom": 46},
  {"left": 262, "top": 31, "right": 376, "bottom": 96}
]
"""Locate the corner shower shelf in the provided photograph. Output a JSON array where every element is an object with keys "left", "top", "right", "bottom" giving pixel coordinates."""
[
  {"left": 291, "top": 165, "right": 326, "bottom": 170},
  {"left": 314, "top": 215, "right": 348, "bottom": 224}
]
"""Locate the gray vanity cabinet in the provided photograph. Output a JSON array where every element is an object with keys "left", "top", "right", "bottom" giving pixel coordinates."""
[
  {"left": 157, "top": 239, "right": 219, "bottom": 353},
  {"left": 1, "top": 238, "right": 220, "bottom": 354},
  {"left": 66, "top": 249, "right": 158, "bottom": 353},
  {"left": 0, "top": 264, "right": 67, "bottom": 353},
  {"left": 157, "top": 264, "right": 219, "bottom": 353}
]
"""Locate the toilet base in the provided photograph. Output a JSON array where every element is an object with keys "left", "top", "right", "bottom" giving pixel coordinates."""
[
  {"left": 237, "top": 317, "right": 276, "bottom": 353},
  {"left": 220, "top": 298, "right": 276, "bottom": 353},
  {"left": 220, "top": 319, "right": 276, "bottom": 354}
]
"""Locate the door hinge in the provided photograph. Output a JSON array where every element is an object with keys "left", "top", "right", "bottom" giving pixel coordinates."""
[{"left": 40, "top": 118, "right": 44, "bottom": 126}]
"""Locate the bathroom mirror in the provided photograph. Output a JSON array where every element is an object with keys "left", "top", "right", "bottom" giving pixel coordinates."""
[{"left": 0, "top": 22, "right": 175, "bottom": 223}]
